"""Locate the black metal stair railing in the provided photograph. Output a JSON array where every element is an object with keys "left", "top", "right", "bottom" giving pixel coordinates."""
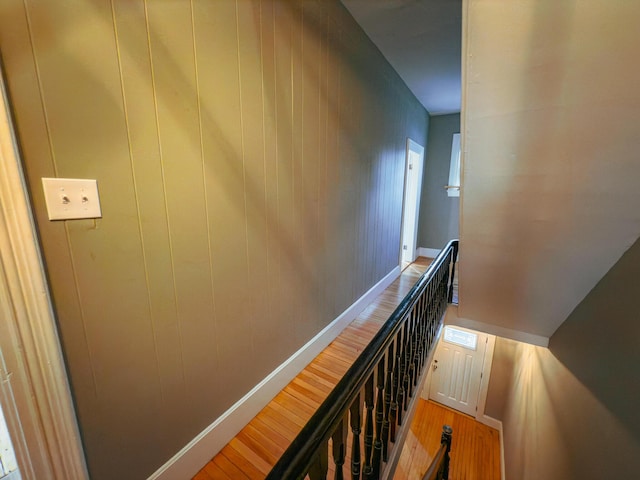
[
  {"left": 421, "top": 425, "right": 453, "bottom": 480},
  {"left": 265, "top": 240, "right": 459, "bottom": 480}
]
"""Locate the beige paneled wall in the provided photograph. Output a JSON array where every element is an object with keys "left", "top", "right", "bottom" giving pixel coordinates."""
[
  {"left": 461, "top": 0, "right": 640, "bottom": 339},
  {"left": 0, "top": 1, "right": 428, "bottom": 478}
]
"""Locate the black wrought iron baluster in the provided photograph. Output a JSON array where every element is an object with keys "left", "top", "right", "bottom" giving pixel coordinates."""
[
  {"left": 350, "top": 394, "right": 361, "bottom": 480},
  {"left": 390, "top": 332, "right": 401, "bottom": 442},
  {"left": 415, "top": 302, "right": 422, "bottom": 384},
  {"left": 410, "top": 308, "right": 420, "bottom": 394},
  {"left": 416, "top": 295, "right": 426, "bottom": 378},
  {"left": 423, "top": 293, "right": 431, "bottom": 364},
  {"left": 439, "top": 268, "right": 448, "bottom": 320},
  {"left": 371, "top": 359, "right": 384, "bottom": 479},
  {"left": 430, "top": 289, "right": 438, "bottom": 348},
  {"left": 405, "top": 305, "right": 416, "bottom": 398},
  {"left": 308, "top": 440, "right": 328, "bottom": 480},
  {"left": 363, "top": 375, "right": 374, "bottom": 479},
  {"left": 441, "top": 425, "right": 453, "bottom": 480},
  {"left": 420, "top": 292, "right": 429, "bottom": 375},
  {"left": 264, "top": 242, "right": 458, "bottom": 480},
  {"left": 397, "top": 323, "right": 407, "bottom": 426},
  {"left": 332, "top": 416, "right": 348, "bottom": 480},
  {"left": 381, "top": 341, "right": 393, "bottom": 461},
  {"left": 448, "top": 242, "right": 458, "bottom": 303},
  {"left": 403, "top": 320, "right": 412, "bottom": 411},
  {"left": 426, "top": 288, "right": 433, "bottom": 345}
]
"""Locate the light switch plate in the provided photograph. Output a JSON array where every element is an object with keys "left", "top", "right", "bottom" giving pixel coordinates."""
[{"left": 41, "top": 178, "right": 102, "bottom": 220}]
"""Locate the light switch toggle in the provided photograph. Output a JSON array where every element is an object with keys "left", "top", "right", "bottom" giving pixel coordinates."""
[{"left": 42, "top": 178, "right": 102, "bottom": 221}]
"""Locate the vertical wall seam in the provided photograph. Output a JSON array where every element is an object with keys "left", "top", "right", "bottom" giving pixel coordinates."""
[
  {"left": 235, "top": 0, "right": 255, "bottom": 355},
  {"left": 21, "top": 0, "right": 99, "bottom": 398},
  {"left": 335, "top": 34, "right": 342, "bottom": 315},
  {"left": 189, "top": 0, "right": 221, "bottom": 372},
  {"left": 289, "top": 5, "right": 296, "bottom": 341},
  {"left": 298, "top": 3, "right": 305, "bottom": 343},
  {"left": 322, "top": 7, "right": 330, "bottom": 320},
  {"left": 258, "top": 0, "right": 273, "bottom": 327},
  {"left": 109, "top": 0, "right": 164, "bottom": 403},
  {"left": 300, "top": 1, "right": 305, "bottom": 270},
  {"left": 142, "top": 0, "right": 186, "bottom": 386},
  {"left": 316, "top": 6, "right": 324, "bottom": 327},
  {"left": 272, "top": 1, "right": 281, "bottom": 329}
]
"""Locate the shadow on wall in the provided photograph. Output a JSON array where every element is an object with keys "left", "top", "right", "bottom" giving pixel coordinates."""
[
  {"left": 0, "top": 2, "right": 428, "bottom": 479},
  {"left": 549, "top": 235, "right": 640, "bottom": 442},
  {"left": 503, "top": 342, "right": 640, "bottom": 479},
  {"left": 500, "top": 236, "right": 640, "bottom": 479}
]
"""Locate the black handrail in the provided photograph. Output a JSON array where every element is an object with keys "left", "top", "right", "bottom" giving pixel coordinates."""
[
  {"left": 421, "top": 425, "right": 453, "bottom": 480},
  {"left": 266, "top": 240, "right": 459, "bottom": 480}
]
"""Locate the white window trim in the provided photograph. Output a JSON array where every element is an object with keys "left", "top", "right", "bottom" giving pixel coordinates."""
[{"left": 447, "top": 133, "right": 461, "bottom": 197}]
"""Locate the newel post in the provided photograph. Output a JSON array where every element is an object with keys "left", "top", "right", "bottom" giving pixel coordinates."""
[{"left": 440, "top": 425, "right": 453, "bottom": 480}]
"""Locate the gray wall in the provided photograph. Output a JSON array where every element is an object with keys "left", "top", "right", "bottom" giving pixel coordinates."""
[
  {"left": 0, "top": 2, "right": 428, "bottom": 478},
  {"left": 486, "top": 237, "right": 640, "bottom": 479},
  {"left": 417, "top": 113, "right": 460, "bottom": 250}
]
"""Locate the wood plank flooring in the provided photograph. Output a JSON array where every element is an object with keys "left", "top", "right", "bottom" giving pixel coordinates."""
[
  {"left": 395, "top": 399, "right": 501, "bottom": 480},
  {"left": 193, "top": 258, "right": 498, "bottom": 479}
]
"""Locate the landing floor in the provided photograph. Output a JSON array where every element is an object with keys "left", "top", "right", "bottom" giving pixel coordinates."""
[{"left": 395, "top": 399, "right": 501, "bottom": 480}]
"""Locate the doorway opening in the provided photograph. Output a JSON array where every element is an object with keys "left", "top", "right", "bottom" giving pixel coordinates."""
[
  {"left": 400, "top": 138, "right": 425, "bottom": 269},
  {"left": 427, "top": 325, "right": 495, "bottom": 420}
]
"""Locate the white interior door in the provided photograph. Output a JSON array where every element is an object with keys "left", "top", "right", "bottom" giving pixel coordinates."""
[
  {"left": 400, "top": 139, "right": 424, "bottom": 264},
  {"left": 429, "top": 326, "right": 488, "bottom": 416}
]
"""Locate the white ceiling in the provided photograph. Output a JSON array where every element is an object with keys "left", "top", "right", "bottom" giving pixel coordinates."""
[{"left": 341, "top": 0, "right": 462, "bottom": 115}]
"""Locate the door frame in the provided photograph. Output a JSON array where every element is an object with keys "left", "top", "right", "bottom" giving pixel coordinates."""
[
  {"left": 422, "top": 324, "right": 496, "bottom": 426},
  {"left": 0, "top": 65, "right": 88, "bottom": 479},
  {"left": 399, "top": 138, "right": 425, "bottom": 265}
]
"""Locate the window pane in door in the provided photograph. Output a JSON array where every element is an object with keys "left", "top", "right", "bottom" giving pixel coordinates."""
[{"left": 443, "top": 326, "right": 477, "bottom": 350}]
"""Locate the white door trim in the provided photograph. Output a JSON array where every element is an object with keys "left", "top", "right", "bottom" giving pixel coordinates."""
[
  {"left": 423, "top": 324, "right": 495, "bottom": 422},
  {"left": 0, "top": 66, "right": 88, "bottom": 479},
  {"left": 399, "top": 138, "right": 425, "bottom": 264},
  {"left": 475, "top": 332, "right": 496, "bottom": 424}
]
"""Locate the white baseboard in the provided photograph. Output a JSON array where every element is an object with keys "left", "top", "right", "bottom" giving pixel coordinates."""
[
  {"left": 417, "top": 247, "right": 441, "bottom": 259},
  {"left": 478, "top": 414, "right": 501, "bottom": 430},
  {"left": 147, "top": 265, "right": 402, "bottom": 480},
  {"left": 454, "top": 317, "right": 549, "bottom": 348},
  {"left": 445, "top": 306, "right": 549, "bottom": 348}
]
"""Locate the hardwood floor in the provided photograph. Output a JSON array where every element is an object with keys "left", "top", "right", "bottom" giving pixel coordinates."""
[
  {"left": 193, "top": 257, "right": 498, "bottom": 480},
  {"left": 395, "top": 399, "right": 501, "bottom": 480}
]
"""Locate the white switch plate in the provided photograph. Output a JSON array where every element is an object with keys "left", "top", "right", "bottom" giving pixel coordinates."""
[{"left": 41, "top": 178, "right": 102, "bottom": 221}]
